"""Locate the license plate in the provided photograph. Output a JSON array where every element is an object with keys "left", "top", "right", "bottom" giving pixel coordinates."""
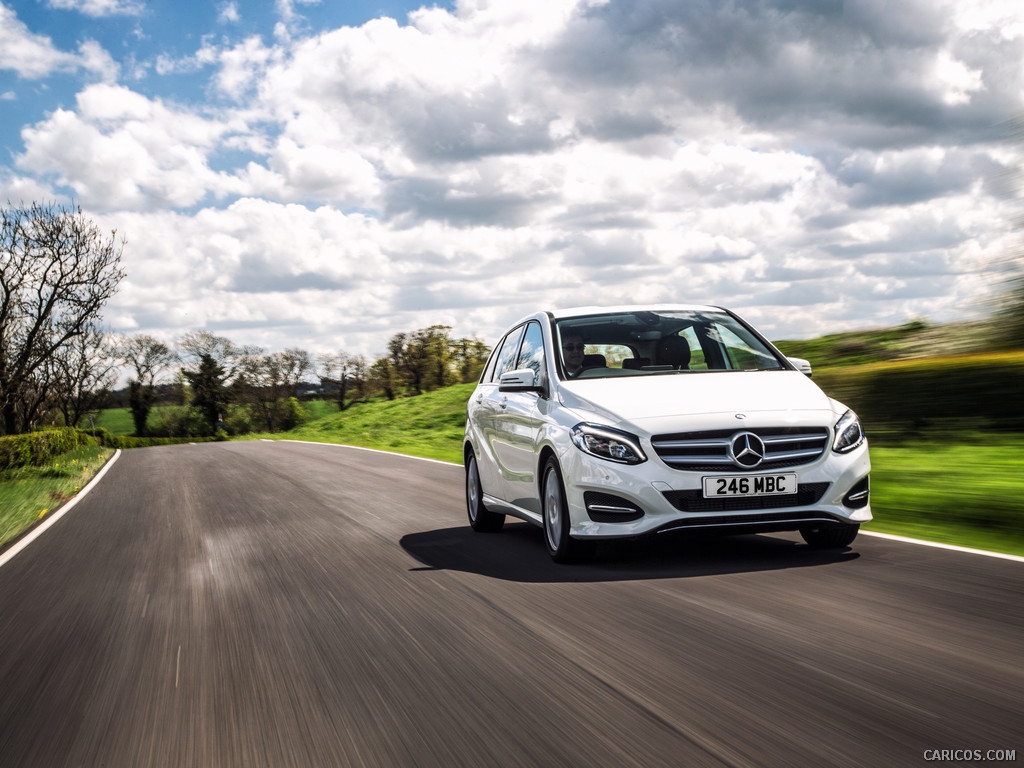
[{"left": 702, "top": 473, "right": 798, "bottom": 498}]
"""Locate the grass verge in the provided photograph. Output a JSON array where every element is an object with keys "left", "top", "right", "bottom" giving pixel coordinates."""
[
  {"left": 866, "top": 436, "right": 1024, "bottom": 557},
  {"left": 0, "top": 444, "right": 115, "bottom": 549}
]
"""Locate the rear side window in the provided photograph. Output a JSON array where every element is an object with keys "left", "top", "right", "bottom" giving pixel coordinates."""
[{"left": 490, "top": 326, "right": 525, "bottom": 382}]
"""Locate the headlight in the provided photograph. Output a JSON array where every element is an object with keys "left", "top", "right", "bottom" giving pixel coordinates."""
[
  {"left": 832, "top": 409, "right": 865, "bottom": 453},
  {"left": 571, "top": 423, "right": 647, "bottom": 464}
]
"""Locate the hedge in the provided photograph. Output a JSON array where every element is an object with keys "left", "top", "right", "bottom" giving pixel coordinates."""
[
  {"left": 0, "top": 428, "right": 94, "bottom": 472},
  {"left": 812, "top": 351, "right": 1024, "bottom": 433},
  {"left": 82, "top": 427, "right": 218, "bottom": 450}
]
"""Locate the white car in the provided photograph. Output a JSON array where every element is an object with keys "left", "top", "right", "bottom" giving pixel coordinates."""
[{"left": 463, "top": 305, "right": 871, "bottom": 562}]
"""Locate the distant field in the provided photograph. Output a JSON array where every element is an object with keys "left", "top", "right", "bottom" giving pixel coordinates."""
[
  {"left": 92, "top": 407, "right": 135, "bottom": 434},
  {"left": 94, "top": 400, "right": 341, "bottom": 436}
]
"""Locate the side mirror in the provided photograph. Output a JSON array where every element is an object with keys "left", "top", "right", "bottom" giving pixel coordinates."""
[
  {"left": 499, "top": 369, "right": 543, "bottom": 393},
  {"left": 787, "top": 357, "right": 813, "bottom": 377}
]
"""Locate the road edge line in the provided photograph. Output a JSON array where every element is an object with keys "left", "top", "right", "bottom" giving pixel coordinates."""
[
  {"left": 279, "top": 439, "right": 460, "bottom": 466},
  {"left": 860, "top": 530, "right": 1024, "bottom": 563},
  {"left": 0, "top": 449, "right": 122, "bottom": 570}
]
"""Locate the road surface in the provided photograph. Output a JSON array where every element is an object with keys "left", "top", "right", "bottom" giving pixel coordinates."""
[{"left": 1, "top": 441, "right": 1021, "bottom": 767}]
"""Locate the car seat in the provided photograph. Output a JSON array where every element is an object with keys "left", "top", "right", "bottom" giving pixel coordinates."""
[{"left": 657, "top": 335, "right": 691, "bottom": 370}]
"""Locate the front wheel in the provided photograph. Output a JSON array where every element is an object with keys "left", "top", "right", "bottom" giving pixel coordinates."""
[
  {"left": 542, "top": 458, "right": 592, "bottom": 563},
  {"left": 466, "top": 452, "right": 504, "bottom": 532},
  {"left": 800, "top": 523, "right": 859, "bottom": 548}
]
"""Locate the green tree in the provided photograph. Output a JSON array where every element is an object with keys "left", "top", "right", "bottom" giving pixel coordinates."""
[
  {"left": 369, "top": 357, "right": 398, "bottom": 400},
  {"left": 183, "top": 353, "right": 229, "bottom": 435},
  {"left": 453, "top": 337, "right": 491, "bottom": 383}
]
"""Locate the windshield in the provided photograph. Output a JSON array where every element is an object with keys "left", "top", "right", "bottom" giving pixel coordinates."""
[{"left": 555, "top": 310, "right": 787, "bottom": 379}]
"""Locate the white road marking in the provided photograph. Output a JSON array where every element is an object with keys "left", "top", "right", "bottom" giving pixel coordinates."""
[
  {"left": 860, "top": 530, "right": 1024, "bottom": 563},
  {"left": 280, "top": 439, "right": 460, "bottom": 466},
  {"left": 0, "top": 449, "right": 122, "bottom": 570}
]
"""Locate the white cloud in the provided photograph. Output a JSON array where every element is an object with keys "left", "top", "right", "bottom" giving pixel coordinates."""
[
  {"left": 3, "top": 0, "right": 1023, "bottom": 353},
  {"left": 0, "top": 4, "right": 119, "bottom": 84},
  {"left": 219, "top": 2, "right": 240, "bottom": 24},
  {"left": 16, "top": 84, "right": 236, "bottom": 209},
  {"left": 46, "top": 0, "right": 144, "bottom": 17}
]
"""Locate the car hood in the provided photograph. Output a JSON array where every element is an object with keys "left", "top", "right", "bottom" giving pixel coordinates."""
[{"left": 557, "top": 371, "right": 836, "bottom": 430}]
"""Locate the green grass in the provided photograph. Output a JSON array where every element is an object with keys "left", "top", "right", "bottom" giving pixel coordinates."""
[
  {"left": 0, "top": 444, "right": 115, "bottom": 548},
  {"left": 92, "top": 407, "right": 135, "bottom": 434},
  {"left": 866, "top": 437, "right": 1024, "bottom": 556},
  {"left": 245, "top": 385, "right": 474, "bottom": 464}
]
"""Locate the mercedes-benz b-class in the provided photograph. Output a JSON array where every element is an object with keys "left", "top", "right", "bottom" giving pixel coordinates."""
[{"left": 463, "top": 305, "right": 870, "bottom": 562}]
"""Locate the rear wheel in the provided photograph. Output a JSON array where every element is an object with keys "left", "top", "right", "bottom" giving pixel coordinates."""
[
  {"left": 542, "top": 458, "right": 592, "bottom": 563},
  {"left": 466, "top": 452, "right": 504, "bottom": 532},
  {"left": 801, "top": 523, "right": 859, "bottom": 548}
]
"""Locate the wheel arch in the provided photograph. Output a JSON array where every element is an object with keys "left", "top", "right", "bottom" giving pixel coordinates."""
[{"left": 537, "top": 445, "right": 558, "bottom": 492}]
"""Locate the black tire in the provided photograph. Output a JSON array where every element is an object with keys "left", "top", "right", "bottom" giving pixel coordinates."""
[
  {"left": 466, "top": 452, "right": 504, "bottom": 532},
  {"left": 800, "top": 523, "right": 860, "bottom": 548},
  {"left": 542, "top": 457, "right": 592, "bottom": 563}
]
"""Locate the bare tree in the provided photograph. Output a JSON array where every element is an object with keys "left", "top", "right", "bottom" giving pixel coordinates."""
[
  {"left": 278, "top": 348, "right": 312, "bottom": 399},
  {"left": 0, "top": 202, "right": 125, "bottom": 435},
  {"left": 320, "top": 352, "right": 360, "bottom": 411},
  {"left": 118, "top": 334, "right": 176, "bottom": 436},
  {"left": 51, "top": 324, "right": 118, "bottom": 429},
  {"left": 178, "top": 330, "right": 240, "bottom": 372}
]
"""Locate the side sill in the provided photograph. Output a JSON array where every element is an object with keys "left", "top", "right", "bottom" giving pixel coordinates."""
[{"left": 481, "top": 494, "right": 543, "bottom": 526}]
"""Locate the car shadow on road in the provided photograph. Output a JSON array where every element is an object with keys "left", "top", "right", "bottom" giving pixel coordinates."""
[{"left": 400, "top": 522, "right": 859, "bottom": 583}]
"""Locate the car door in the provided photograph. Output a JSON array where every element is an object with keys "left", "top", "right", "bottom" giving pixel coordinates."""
[
  {"left": 473, "top": 324, "right": 525, "bottom": 500},
  {"left": 492, "top": 320, "right": 550, "bottom": 514}
]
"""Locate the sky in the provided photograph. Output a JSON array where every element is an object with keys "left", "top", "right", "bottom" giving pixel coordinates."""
[{"left": 2, "top": 0, "right": 1023, "bottom": 358}]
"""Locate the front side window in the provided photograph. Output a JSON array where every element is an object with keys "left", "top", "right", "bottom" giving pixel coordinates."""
[
  {"left": 555, "top": 310, "right": 786, "bottom": 379},
  {"left": 491, "top": 325, "right": 525, "bottom": 382},
  {"left": 516, "top": 322, "right": 547, "bottom": 379}
]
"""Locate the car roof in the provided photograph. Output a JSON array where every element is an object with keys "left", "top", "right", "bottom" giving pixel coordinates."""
[
  {"left": 500, "top": 305, "right": 732, "bottom": 336},
  {"left": 547, "top": 304, "right": 724, "bottom": 320}
]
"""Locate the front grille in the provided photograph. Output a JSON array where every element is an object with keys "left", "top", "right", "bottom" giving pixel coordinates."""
[
  {"left": 651, "top": 427, "right": 830, "bottom": 471},
  {"left": 662, "top": 482, "right": 830, "bottom": 513}
]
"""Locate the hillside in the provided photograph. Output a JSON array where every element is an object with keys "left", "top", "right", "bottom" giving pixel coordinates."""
[
  {"left": 257, "top": 383, "right": 475, "bottom": 464},
  {"left": 772, "top": 318, "right": 1003, "bottom": 369}
]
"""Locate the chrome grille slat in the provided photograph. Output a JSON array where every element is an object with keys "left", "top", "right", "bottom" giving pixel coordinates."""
[
  {"left": 661, "top": 456, "right": 734, "bottom": 465},
  {"left": 652, "top": 427, "right": 830, "bottom": 471},
  {"left": 652, "top": 439, "right": 730, "bottom": 450}
]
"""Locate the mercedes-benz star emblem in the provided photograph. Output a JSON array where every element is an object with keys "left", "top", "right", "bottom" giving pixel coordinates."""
[{"left": 730, "top": 432, "right": 765, "bottom": 468}]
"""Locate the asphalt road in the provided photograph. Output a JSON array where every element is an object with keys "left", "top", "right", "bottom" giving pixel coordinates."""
[{"left": 0, "top": 441, "right": 1021, "bottom": 768}]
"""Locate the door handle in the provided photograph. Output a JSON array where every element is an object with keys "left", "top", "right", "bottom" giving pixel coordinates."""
[{"left": 500, "top": 397, "right": 508, "bottom": 409}]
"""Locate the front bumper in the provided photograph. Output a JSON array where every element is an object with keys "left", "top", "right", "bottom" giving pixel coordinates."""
[{"left": 561, "top": 439, "right": 871, "bottom": 539}]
